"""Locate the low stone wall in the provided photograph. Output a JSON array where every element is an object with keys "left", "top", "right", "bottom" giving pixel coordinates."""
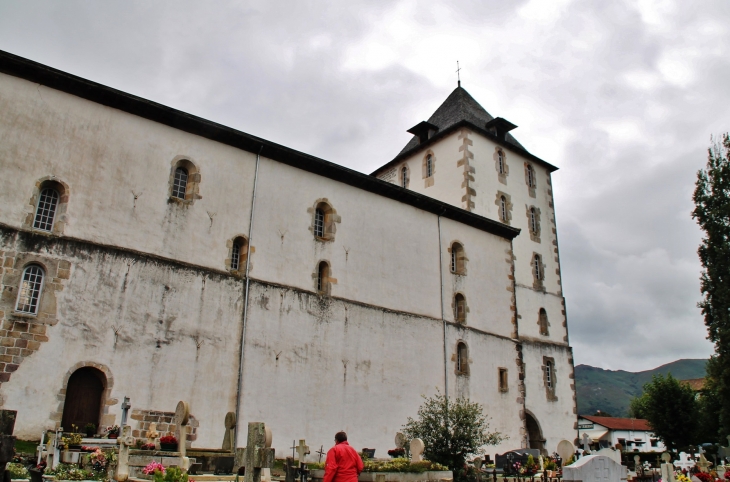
[{"left": 129, "top": 410, "right": 199, "bottom": 443}]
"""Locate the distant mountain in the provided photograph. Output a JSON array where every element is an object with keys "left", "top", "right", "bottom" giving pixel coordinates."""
[{"left": 575, "top": 359, "right": 708, "bottom": 417}]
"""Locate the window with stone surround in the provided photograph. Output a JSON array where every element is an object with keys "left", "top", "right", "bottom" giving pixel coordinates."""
[
  {"left": 315, "top": 261, "right": 334, "bottom": 295},
  {"left": 525, "top": 163, "right": 536, "bottom": 197},
  {"left": 538, "top": 308, "right": 549, "bottom": 335},
  {"left": 15, "top": 264, "right": 45, "bottom": 315},
  {"left": 532, "top": 253, "right": 545, "bottom": 290},
  {"left": 227, "top": 236, "right": 249, "bottom": 275},
  {"left": 422, "top": 151, "right": 436, "bottom": 187},
  {"left": 34, "top": 188, "right": 60, "bottom": 232},
  {"left": 456, "top": 342, "right": 469, "bottom": 376},
  {"left": 453, "top": 293, "right": 467, "bottom": 323},
  {"left": 309, "top": 200, "right": 339, "bottom": 242},
  {"left": 499, "top": 368, "right": 508, "bottom": 392},
  {"left": 494, "top": 148, "right": 509, "bottom": 184},
  {"left": 169, "top": 158, "right": 201, "bottom": 204},
  {"left": 24, "top": 178, "right": 70, "bottom": 235},
  {"left": 401, "top": 165, "right": 409, "bottom": 189},
  {"left": 526, "top": 206, "right": 541, "bottom": 242},
  {"left": 543, "top": 357, "right": 557, "bottom": 400},
  {"left": 450, "top": 242, "right": 466, "bottom": 275}
]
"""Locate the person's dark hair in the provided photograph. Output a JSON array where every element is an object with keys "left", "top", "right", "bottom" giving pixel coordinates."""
[{"left": 335, "top": 431, "right": 347, "bottom": 443}]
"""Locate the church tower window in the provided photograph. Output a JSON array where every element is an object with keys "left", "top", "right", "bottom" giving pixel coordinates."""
[
  {"left": 15, "top": 264, "right": 45, "bottom": 315},
  {"left": 169, "top": 158, "right": 201, "bottom": 203},
  {"left": 543, "top": 357, "right": 557, "bottom": 400},
  {"left": 310, "top": 200, "right": 339, "bottom": 242},
  {"left": 454, "top": 293, "right": 466, "bottom": 323},
  {"left": 533, "top": 253, "right": 545, "bottom": 290},
  {"left": 538, "top": 308, "right": 549, "bottom": 335},
  {"left": 228, "top": 236, "right": 249, "bottom": 274},
  {"left": 500, "top": 196, "right": 507, "bottom": 222},
  {"left": 450, "top": 242, "right": 466, "bottom": 274},
  {"left": 530, "top": 207, "right": 538, "bottom": 234},
  {"left": 401, "top": 166, "right": 409, "bottom": 188},
  {"left": 456, "top": 342, "right": 469, "bottom": 375},
  {"left": 498, "top": 151, "right": 505, "bottom": 174},
  {"left": 426, "top": 155, "right": 433, "bottom": 177},
  {"left": 34, "top": 187, "right": 60, "bottom": 232},
  {"left": 314, "top": 208, "right": 325, "bottom": 238},
  {"left": 526, "top": 164, "right": 535, "bottom": 188}
]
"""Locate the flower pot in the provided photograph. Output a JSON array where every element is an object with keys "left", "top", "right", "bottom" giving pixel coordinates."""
[
  {"left": 160, "top": 443, "right": 178, "bottom": 452},
  {"left": 109, "top": 434, "right": 118, "bottom": 439},
  {"left": 29, "top": 468, "right": 43, "bottom": 482},
  {"left": 362, "top": 449, "right": 375, "bottom": 458},
  {"left": 546, "top": 470, "right": 554, "bottom": 478}
]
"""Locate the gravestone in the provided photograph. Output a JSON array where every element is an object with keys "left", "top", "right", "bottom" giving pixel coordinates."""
[
  {"left": 242, "top": 422, "right": 275, "bottom": 482},
  {"left": 557, "top": 441, "right": 575, "bottom": 467},
  {"left": 410, "top": 438, "right": 424, "bottom": 463},
  {"left": 660, "top": 453, "right": 676, "bottom": 482},
  {"left": 563, "top": 455, "right": 627, "bottom": 482},
  {"left": 296, "top": 439, "right": 310, "bottom": 464},
  {"left": 395, "top": 433, "right": 406, "bottom": 449},
  {"left": 223, "top": 412, "right": 237, "bottom": 451},
  {"left": 582, "top": 434, "right": 592, "bottom": 454},
  {"left": 473, "top": 457, "right": 483, "bottom": 482},
  {"left": 285, "top": 457, "right": 298, "bottom": 482},
  {"left": 595, "top": 448, "right": 621, "bottom": 465},
  {"left": 147, "top": 423, "right": 160, "bottom": 447},
  {"left": 495, "top": 449, "right": 540, "bottom": 474},
  {"left": 174, "top": 401, "right": 191, "bottom": 471},
  {"left": 114, "top": 425, "right": 135, "bottom": 481},
  {"left": 697, "top": 454, "right": 712, "bottom": 473},
  {"left": 674, "top": 453, "right": 695, "bottom": 473}
]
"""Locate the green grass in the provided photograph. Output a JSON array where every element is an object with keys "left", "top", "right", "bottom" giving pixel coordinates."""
[{"left": 15, "top": 439, "right": 40, "bottom": 455}]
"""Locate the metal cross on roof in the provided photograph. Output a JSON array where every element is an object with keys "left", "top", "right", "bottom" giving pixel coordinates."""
[{"left": 456, "top": 61, "right": 462, "bottom": 87}]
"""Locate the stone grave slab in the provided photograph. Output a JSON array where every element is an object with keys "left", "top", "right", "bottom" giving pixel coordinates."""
[{"left": 563, "top": 455, "right": 627, "bottom": 482}]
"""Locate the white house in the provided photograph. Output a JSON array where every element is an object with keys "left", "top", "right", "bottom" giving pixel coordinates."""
[{"left": 578, "top": 416, "right": 665, "bottom": 453}]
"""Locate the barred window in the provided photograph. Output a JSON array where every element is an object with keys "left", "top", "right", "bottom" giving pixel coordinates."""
[
  {"left": 34, "top": 188, "right": 60, "bottom": 232},
  {"left": 500, "top": 196, "right": 507, "bottom": 222},
  {"left": 545, "top": 360, "right": 554, "bottom": 389},
  {"left": 15, "top": 265, "right": 45, "bottom": 314},
  {"left": 450, "top": 242, "right": 465, "bottom": 274},
  {"left": 231, "top": 240, "right": 241, "bottom": 271},
  {"left": 527, "top": 164, "right": 535, "bottom": 188},
  {"left": 314, "top": 208, "right": 325, "bottom": 238},
  {"left": 401, "top": 166, "right": 408, "bottom": 188},
  {"left": 426, "top": 155, "right": 433, "bottom": 177},
  {"left": 172, "top": 167, "right": 188, "bottom": 199},
  {"left": 534, "top": 254, "right": 543, "bottom": 281},
  {"left": 454, "top": 293, "right": 466, "bottom": 323},
  {"left": 498, "top": 151, "right": 505, "bottom": 174},
  {"left": 530, "top": 207, "right": 538, "bottom": 234}
]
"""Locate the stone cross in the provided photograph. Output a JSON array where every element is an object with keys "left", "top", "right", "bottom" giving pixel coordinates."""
[
  {"left": 223, "top": 412, "right": 237, "bottom": 451},
  {"left": 661, "top": 453, "right": 676, "bottom": 482},
  {"left": 147, "top": 423, "right": 160, "bottom": 447},
  {"left": 120, "top": 397, "right": 131, "bottom": 427},
  {"left": 114, "top": 425, "right": 135, "bottom": 482},
  {"left": 581, "top": 433, "right": 592, "bottom": 453},
  {"left": 296, "top": 439, "right": 310, "bottom": 465},
  {"left": 242, "top": 422, "right": 275, "bottom": 482},
  {"left": 697, "top": 454, "right": 712, "bottom": 473},
  {"left": 174, "top": 401, "right": 191, "bottom": 471},
  {"left": 410, "top": 438, "right": 424, "bottom": 463},
  {"left": 674, "top": 452, "right": 695, "bottom": 473}
]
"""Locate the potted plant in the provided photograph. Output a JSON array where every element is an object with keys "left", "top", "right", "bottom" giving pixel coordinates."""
[
  {"left": 159, "top": 435, "right": 178, "bottom": 452},
  {"left": 62, "top": 432, "right": 83, "bottom": 450},
  {"left": 544, "top": 459, "right": 558, "bottom": 477},
  {"left": 84, "top": 423, "right": 97, "bottom": 437},
  {"left": 361, "top": 448, "right": 376, "bottom": 459},
  {"left": 106, "top": 425, "right": 120, "bottom": 439},
  {"left": 387, "top": 448, "right": 405, "bottom": 459}
]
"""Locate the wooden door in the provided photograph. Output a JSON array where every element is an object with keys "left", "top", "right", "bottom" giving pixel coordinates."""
[{"left": 61, "top": 367, "right": 105, "bottom": 432}]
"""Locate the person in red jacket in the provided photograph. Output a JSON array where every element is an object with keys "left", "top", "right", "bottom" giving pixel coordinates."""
[{"left": 323, "top": 432, "right": 364, "bottom": 482}]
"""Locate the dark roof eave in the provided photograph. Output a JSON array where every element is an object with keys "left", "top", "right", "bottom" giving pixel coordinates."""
[
  {"left": 0, "top": 50, "right": 521, "bottom": 242},
  {"left": 373, "top": 119, "right": 558, "bottom": 176}
]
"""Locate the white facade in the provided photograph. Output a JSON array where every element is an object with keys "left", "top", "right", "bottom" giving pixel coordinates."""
[
  {"left": 0, "top": 51, "right": 576, "bottom": 458},
  {"left": 577, "top": 417, "right": 665, "bottom": 453}
]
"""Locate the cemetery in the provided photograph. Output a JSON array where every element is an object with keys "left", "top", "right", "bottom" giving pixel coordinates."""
[{"left": 2, "top": 395, "right": 730, "bottom": 482}]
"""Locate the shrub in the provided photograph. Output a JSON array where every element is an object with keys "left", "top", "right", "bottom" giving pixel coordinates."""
[{"left": 6, "top": 462, "right": 29, "bottom": 479}]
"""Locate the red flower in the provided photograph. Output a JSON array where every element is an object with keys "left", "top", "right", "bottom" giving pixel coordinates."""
[{"left": 160, "top": 435, "right": 178, "bottom": 444}]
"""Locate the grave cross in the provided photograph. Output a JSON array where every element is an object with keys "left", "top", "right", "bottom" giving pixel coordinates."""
[
  {"left": 174, "top": 401, "right": 191, "bottom": 472},
  {"left": 291, "top": 440, "right": 297, "bottom": 459},
  {"left": 316, "top": 446, "right": 325, "bottom": 463},
  {"left": 697, "top": 454, "right": 712, "bottom": 473},
  {"left": 674, "top": 452, "right": 695, "bottom": 473},
  {"left": 120, "top": 397, "right": 131, "bottom": 426},
  {"left": 581, "top": 433, "right": 592, "bottom": 453},
  {"left": 114, "top": 425, "right": 135, "bottom": 482},
  {"left": 242, "top": 422, "right": 275, "bottom": 482},
  {"left": 296, "top": 439, "right": 310, "bottom": 465}
]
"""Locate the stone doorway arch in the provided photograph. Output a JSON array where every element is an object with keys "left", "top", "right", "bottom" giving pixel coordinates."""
[
  {"left": 52, "top": 362, "right": 115, "bottom": 431},
  {"left": 525, "top": 411, "right": 546, "bottom": 454}
]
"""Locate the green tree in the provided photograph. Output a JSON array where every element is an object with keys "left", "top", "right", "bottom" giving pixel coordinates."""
[
  {"left": 402, "top": 392, "right": 504, "bottom": 482},
  {"left": 696, "top": 357, "right": 724, "bottom": 443},
  {"left": 693, "top": 133, "right": 730, "bottom": 436},
  {"left": 627, "top": 394, "right": 648, "bottom": 419},
  {"left": 633, "top": 374, "right": 698, "bottom": 451}
]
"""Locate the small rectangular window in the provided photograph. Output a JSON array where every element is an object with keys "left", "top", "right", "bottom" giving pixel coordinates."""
[
  {"left": 499, "top": 368, "right": 508, "bottom": 392},
  {"left": 314, "top": 209, "right": 325, "bottom": 238}
]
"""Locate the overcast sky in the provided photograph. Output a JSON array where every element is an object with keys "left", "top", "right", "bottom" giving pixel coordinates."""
[{"left": 1, "top": 0, "right": 727, "bottom": 372}]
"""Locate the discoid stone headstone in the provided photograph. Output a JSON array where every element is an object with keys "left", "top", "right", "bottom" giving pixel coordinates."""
[
  {"left": 557, "top": 440, "right": 575, "bottom": 467},
  {"left": 410, "top": 438, "right": 424, "bottom": 463},
  {"left": 395, "top": 433, "right": 405, "bottom": 449},
  {"left": 661, "top": 453, "right": 676, "bottom": 482},
  {"left": 223, "top": 412, "right": 236, "bottom": 451}
]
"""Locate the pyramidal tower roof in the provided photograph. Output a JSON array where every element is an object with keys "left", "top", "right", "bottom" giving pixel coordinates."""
[{"left": 398, "top": 86, "right": 525, "bottom": 155}]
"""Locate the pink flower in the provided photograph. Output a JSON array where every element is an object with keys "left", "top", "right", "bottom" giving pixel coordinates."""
[{"left": 143, "top": 462, "right": 165, "bottom": 475}]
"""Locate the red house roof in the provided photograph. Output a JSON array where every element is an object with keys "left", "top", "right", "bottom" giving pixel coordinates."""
[{"left": 580, "top": 415, "right": 652, "bottom": 431}]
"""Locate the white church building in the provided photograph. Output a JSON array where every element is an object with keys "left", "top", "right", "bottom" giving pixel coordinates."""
[{"left": 0, "top": 50, "right": 577, "bottom": 457}]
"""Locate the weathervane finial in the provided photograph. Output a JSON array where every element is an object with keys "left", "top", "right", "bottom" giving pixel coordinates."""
[{"left": 456, "top": 61, "right": 461, "bottom": 87}]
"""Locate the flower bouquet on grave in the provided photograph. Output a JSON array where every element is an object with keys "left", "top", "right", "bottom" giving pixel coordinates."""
[
  {"left": 106, "top": 425, "right": 121, "bottom": 439},
  {"left": 160, "top": 435, "right": 178, "bottom": 452},
  {"left": 387, "top": 448, "right": 406, "bottom": 459}
]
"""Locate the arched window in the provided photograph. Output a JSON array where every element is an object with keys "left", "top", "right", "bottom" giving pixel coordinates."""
[
  {"left": 526, "top": 164, "right": 535, "bottom": 188},
  {"left": 230, "top": 236, "right": 249, "bottom": 272},
  {"left": 317, "top": 261, "right": 329, "bottom": 294},
  {"left": 15, "top": 264, "right": 45, "bottom": 314},
  {"left": 450, "top": 242, "right": 465, "bottom": 274},
  {"left": 401, "top": 166, "right": 408, "bottom": 188},
  {"left": 426, "top": 155, "right": 433, "bottom": 178},
  {"left": 534, "top": 254, "right": 542, "bottom": 281},
  {"left": 34, "top": 187, "right": 60, "bottom": 232},
  {"left": 312, "top": 201, "right": 338, "bottom": 241},
  {"left": 172, "top": 167, "right": 188, "bottom": 199},
  {"left": 538, "top": 308, "right": 549, "bottom": 335},
  {"left": 500, "top": 196, "right": 507, "bottom": 222},
  {"left": 454, "top": 293, "right": 466, "bottom": 323},
  {"left": 498, "top": 151, "right": 505, "bottom": 174},
  {"left": 456, "top": 342, "right": 469, "bottom": 375},
  {"left": 530, "top": 207, "right": 538, "bottom": 234}
]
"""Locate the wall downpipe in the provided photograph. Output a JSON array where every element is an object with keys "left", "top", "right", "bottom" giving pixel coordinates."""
[
  {"left": 437, "top": 214, "right": 448, "bottom": 399},
  {"left": 234, "top": 145, "right": 263, "bottom": 450}
]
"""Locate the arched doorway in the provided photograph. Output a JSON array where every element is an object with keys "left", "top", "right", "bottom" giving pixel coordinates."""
[
  {"left": 61, "top": 367, "right": 106, "bottom": 432},
  {"left": 525, "top": 412, "right": 546, "bottom": 454}
]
